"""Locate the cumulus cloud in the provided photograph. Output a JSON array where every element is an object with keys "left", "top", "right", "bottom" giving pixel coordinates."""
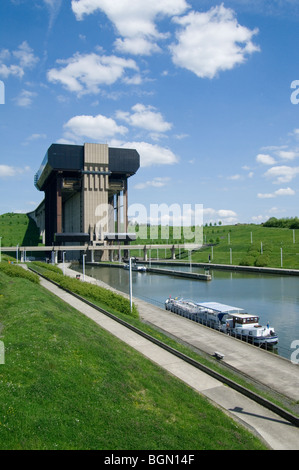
[
  {"left": 71, "top": 0, "right": 189, "bottom": 55},
  {"left": 256, "top": 153, "right": 276, "bottom": 165},
  {"left": 170, "top": 5, "right": 260, "bottom": 78},
  {"left": 203, "top": 207, "right": 237, "bottom": 224},
  {"left": 116, "top": 104, "right": 172, "bottom": 135},
  {"left": 62, "top": 113, "right": 128, "bottom": 142},
  {"left": 0, "top": 41, "right": 39, "bottom": 79},
  {"left": 264, "top": 165, "right": 299, "bottom": 184},
  {"left": 0, "top": 165, "right": 30, "bottom": 178},
  {"left": 275, "top": 150, "right": 299, "bottom": 160},
  {"left": 121, "top": 141, "right": 179, "bottom": 167},
  {"left": 134, "top": 177, "right": 170, "bottom": 189},
  {"left": 258, "top": 187, "right": 295, "bottom": 198},
  {"left": 47, "top": 52, "right": 139, "bottom": 95},
  {"left": 13, "top": 89, "right": 37, "bottom": 107}
]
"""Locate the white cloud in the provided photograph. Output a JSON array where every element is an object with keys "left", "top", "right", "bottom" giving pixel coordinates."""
[
  {"left": 71, "top": 0, "right": 189, "bottom": 55},
  {"left": 203, "top": 207, "right": 237, "bottom": 224},
  {"left": 258, "top": 187, "right": 296, "bottom": 198},
  {"left": 121, "top": 141, "right": 179, "bottom": 167},
  {"left": 264, "top": 165, "right": 299, "bottom": 184},
  {"left": 275, "top": 187, "right": 295, "bottom": 196},
  {"left": 227, "top": 174, "right": 241, "bottom": 180},
  {"left": 0, "top": 41, "right": 38, "bottom": 79},
  {"left": 116, "top": 104, "right": 172, "bottom": 134},
  {"left": 134, "top": 177, "right": 170, "bottom": 189},
  {"left": 114, "top": 37, "right": 162, "bottom": 56},
  {"left": 0, "top": 165, "right": 30, "bottom": 178},
  {"left": 275, "top": 150, "right": 299, "bottom": 160},
  {"left": 43, "top": 0, "right": 62, "bottom": 30},
  {"left": 12, "top": 41, "right": 39, "bottom": 69},
  {"left": 47, "top": 52, "right": 139, "bottom": 95},
  {"left": 13, "top": 89, "right": 37, "bottom": 107},
  {"left": 63, "top": 114, "right": 128, "bottom": 142},
  {"left": 170, "top": 5, "right": 260, "bottom": 78},
  {"left": 256, "top": 153, "right": 276, "bottom": 165},
  {"left": 257, "top": 193, "right": 275, "bottom": 199}
]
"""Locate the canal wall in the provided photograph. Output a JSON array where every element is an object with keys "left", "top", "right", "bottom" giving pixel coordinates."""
[
  {"left": 146, "top": 266, "right": 211, "bottom": 281},
  {"left": 86, "top": 261, "right": 212, "bottom": 281},
  {"left": 140, "top": 260, "right": 299, "bottom": 277}
]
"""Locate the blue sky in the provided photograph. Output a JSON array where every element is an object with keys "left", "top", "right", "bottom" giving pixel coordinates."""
[{"left": 1, "top": 0, "right": 299, "bottom": 225}]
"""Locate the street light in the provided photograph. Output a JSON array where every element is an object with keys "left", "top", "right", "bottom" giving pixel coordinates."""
[
  {"left": 62, "top": 251, "right": 66, "bottom": 275},
  {"left": 129, "top": 257, "right": 133, "bottom": 313},
  {"left": 0, "top": 237, "right": 2, "bottom": 263},
  {"left": 83, "top": 254, "right": 86, "bottom": 281}
]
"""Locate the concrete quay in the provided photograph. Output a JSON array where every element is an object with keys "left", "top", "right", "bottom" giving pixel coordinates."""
[
  {"left": 144, "top": 259, "right": 299, "bottom": 277},
  {"left": 87, "top": 261, "right": 212, "bottom": 281}
]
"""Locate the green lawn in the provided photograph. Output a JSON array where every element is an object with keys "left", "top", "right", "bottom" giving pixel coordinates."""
[
  {"left": 129, "top": 223, "right": 299, "bottom": 269},
  {"left": 194, "top": 224, "right": 299, "bottom": 269},
  {"left": 1, "top": 213, "right": 299, "bottom": 270},
  {"left": 0, "top": 265, "right": 267, "bottom": 450},
  {"left": 0, "top": 213, "right": 41, "bottom": 247}
]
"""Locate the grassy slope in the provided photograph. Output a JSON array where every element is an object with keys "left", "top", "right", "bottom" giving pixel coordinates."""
[
  {"left": 194, "top": 224, "right": 299, "bottom": 269},
  {"left": 0, "top": 213, "right": 41, "bottom": 247},
  {"left": 1, "top": 213, "right": 299, "bottom": 269},
  {"left": 0, "top": 267, "right": 266, "bottom": 450},
  {"left": 129, "top": 224, "right": 299, "bottom": 269}
]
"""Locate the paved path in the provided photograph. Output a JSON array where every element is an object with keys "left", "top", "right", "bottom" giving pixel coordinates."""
[{"left": 33, "top": 264, "right": 299, "bottom": 450}]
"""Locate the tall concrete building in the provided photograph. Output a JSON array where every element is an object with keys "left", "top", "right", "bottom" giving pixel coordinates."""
[{"left": 33, "top": 143, "right": 140, "bottom": 250}]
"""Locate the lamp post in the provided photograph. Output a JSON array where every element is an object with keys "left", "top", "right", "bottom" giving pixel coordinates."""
[
  {"left": 0, "top": 237, "right": 2, "bottom": 263},
  {"left": 83, "top": 254, "right": 86, "bottom": 281},
  {"left": 129, "top": 257, "right": 133, "bottom": 313},
  {"left": 62, "top": 251, "right": 66, "bottom": 275}
]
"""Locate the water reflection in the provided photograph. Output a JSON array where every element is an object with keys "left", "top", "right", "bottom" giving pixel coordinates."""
[{"left": 72, "top": 263, "right": 299, "bottom": 360}]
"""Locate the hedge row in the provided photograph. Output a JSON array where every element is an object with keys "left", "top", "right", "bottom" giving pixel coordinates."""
[
  {"left": 0, "top": 262, "right": 40, "bottom": 284},
  {"left": 31, "top": 262, "right": 139, "bottom": 319}
]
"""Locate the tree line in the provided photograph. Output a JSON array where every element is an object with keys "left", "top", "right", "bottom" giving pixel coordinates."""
[{"left": 263, "top": 217, "right": 299, "bottom": 229}]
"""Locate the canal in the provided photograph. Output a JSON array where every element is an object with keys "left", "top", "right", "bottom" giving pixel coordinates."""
[{"left": 72, "top": 263, "right": 299, "bottom": 361}]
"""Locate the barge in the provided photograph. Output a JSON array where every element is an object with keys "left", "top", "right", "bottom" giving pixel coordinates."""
[{"left": 165, "top": 297, "right": 278, "bottom": 347}]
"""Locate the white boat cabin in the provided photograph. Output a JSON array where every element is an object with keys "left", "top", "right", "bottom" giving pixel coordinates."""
[{"left": 227, "top": 314, "right": 260, "bottom": 328}]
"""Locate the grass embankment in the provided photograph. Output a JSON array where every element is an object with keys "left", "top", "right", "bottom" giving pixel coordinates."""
[
  {"left": 0, "top": 262, "right": 267, "bottom": 450},
  {"left": 1, "top": 213, "right": 298, "bottom": 270},
  {"left": 129, "top": 224, "right": 299, "bottom": 269},
  {"left": 0, "top": 213, "right": 41, "bottom": 247},
  {"left": 194, "top": 224, "right": 299, "bottom": 269},
  {"left": 30, "top": 261, "right": 139, "bottom": 319}
]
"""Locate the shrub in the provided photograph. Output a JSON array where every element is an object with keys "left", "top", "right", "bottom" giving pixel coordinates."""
[
  {"left": 30, "top": 262, "right": 139, "bottom": 318},
  {"left": 255, "top": 255, "right": 269, "bottom": 267},
  {"left": 0, "top": 262, "right": 39, "bottom": 284},
  {"left": 239, "top": 256, "right": 256, "bottom": 266}
]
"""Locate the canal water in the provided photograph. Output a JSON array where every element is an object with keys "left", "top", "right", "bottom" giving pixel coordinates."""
[{"left": 72, "top": 263, "right": 299, "bottom": 361}]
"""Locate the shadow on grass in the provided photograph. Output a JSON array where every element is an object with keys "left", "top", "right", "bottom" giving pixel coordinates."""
[{"left": 22, "top": 217, "right": 41, "bottom": 246}]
